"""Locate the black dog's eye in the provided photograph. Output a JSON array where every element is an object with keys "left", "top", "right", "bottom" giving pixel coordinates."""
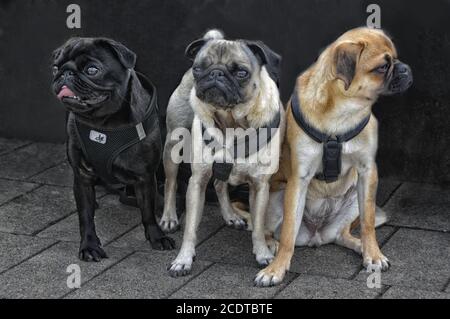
[
  {"left": 235, "top": 70, "right": 248, "bottom": 78},
  {"left": 375, "top": 63, "right": 390, "bottom": 74},
  {"left": 52, "top": 66, "right": 59, "bottom": 76},
  {"left": 86, "top": 66, "right": 99, "bottom": 76}
]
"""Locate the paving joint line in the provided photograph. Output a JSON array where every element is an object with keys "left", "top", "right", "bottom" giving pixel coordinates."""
[
  {"left": 0, "top": 141, "right": 34, "bottom": 158},
  {"left": 375, "top": 284, "right": 392, "bottom": 299},
  {"left": 164, "top": 262, "right": 216, "bottom": 299},
  {"left": 61, "top": 250, "right": 138, "bottom": 299},
  {"left": 25, "top": 159, "right": 67, "bottom": 181},
  {"left": 441, "top": 278, "right": 450, "bottom": 293},
  {"left": 0, "top": 240, "right": 60, "bottom": 275},
  {"left": 271, "top": 272, "right": 300, "bottom": 299},
  {"left": 0, "top": 183, "right": 45, "bottom": 209},
  {"left": 380, "top": 181, "right": 403, "bottom": 207},
  {"left": 386, "top": 224, "right": 448, "bottom": 234}
]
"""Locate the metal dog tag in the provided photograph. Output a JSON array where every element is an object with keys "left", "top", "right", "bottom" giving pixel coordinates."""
[
  {"left": 322, "top": 139, "right": 342, "bottom": 183},
  {"left": 89, "top": 130, "right": 107, "bottom": 145}
]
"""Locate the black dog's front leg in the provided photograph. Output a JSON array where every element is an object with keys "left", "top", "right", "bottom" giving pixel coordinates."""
[
  {"left": 135, "top": 176, "right": 175, "bottom": 250},
  {"left": 73, "top": 172, "right": 107, "bottom": 261}
]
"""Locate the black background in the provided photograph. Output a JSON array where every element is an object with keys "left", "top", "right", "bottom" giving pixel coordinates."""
[{"left": 0, "top": 0, "right": 449, "bottom": 184}]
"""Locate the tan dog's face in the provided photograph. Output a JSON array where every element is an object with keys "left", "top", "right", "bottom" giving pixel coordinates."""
[{"left": 332, "top": 28, "right": 413, "bottom": 101}]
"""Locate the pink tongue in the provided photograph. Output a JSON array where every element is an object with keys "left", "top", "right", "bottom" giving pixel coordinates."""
[{"left": 57, "top": 86, "right": 75, "bottom": 100}]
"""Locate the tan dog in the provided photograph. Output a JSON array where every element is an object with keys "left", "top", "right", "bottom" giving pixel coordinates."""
[{"left": 254, "top": 27, "right": 413, "bottom": 287}]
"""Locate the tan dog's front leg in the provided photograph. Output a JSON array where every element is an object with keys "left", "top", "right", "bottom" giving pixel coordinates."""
[
  {"left": 254, "top": 168, "right": 311, "bottom": 287},
  {"left": 357, "top": 163, "right": 390, "bottom": 271}
]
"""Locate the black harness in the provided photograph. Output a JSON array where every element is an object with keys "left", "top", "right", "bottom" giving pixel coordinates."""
[
  {"left": 74, "top": 75, "right": 158, "bottom": 184},
  {"left": 202, "top": 111, "right": 281, "bottom": 182},
  {"left": 290, "top": 90, "right": 370, "bottom": 183}
]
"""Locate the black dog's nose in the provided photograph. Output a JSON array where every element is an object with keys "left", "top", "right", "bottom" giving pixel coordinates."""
[
  {"left": 209, "top": 69, "right": 224, "bottom": 79},
  {"left": 395, "top": 63, "right": 411, "bottom": 75}
]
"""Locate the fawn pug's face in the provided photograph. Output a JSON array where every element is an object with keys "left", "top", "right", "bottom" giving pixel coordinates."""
[{"left": 187, "top": 38, "right": 281, "bottom": 109}]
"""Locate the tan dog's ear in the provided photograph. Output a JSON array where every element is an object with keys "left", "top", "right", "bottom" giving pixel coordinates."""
[{"left": 333, "top": 41, "right": 365, "bottom": 90}]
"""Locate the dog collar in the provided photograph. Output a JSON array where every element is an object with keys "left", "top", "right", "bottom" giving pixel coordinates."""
[
  {"left": 290, "top": 90, "right": 370, "bottom": 183},
  {"left": 74, "top": 73, "right": 159, "bottom": 184},
  {"left": 202, "top": 110, "right": 281, "bottom": 182}
]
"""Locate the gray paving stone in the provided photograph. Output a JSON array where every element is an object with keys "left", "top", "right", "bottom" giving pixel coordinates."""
[
  {"left": 30, "top": 161, "right": 73, "bottom": 187},
  {"left": 377, "top": 179, "right": 402, "bottom": 207},
  {"left": 170, "top": 263, "right": 295, "bottom": 299},
  {"left": 37, "top": 195, "right": 141, "bottom": 244},
  {"left": 276, "top": 274, "right": 382, "bottom": 299},
  {"left": 385, "top": 182, "right": 450, "bottom": 232},
  {"left": 0, "top": 138, "right": 30, "bottom": 156},
  {"left": 289, "top": 226, "right": 396, "bottom": 279},
  {"left": 0, "top": 179, "right": 39, "bottom": 205},
  {"left": 0, "top": 241, "right": 129, "bottom": 299},
  {"left": 67, "top": 251, "right": 211, "bottom": 299},
  {"left": 197, "top": 225, "right": 395, "bottom": 279},
  {"left": 0, "top": 233, "right": 57, "bottom": 273},
  {"left": 382, "top": 286, "right": 450, "bottom": 299},
  {"left": 0, "top": 185, "right": 76, "bottom": 235},
  {"left": 109, "top": 204, "right": 224, "bottom": 251},
  {"left": 355, "top": 228, "right": 450, "bottom": 291},
  {"left": 0, "top": 143, "right": 66, "bottom": 180}
]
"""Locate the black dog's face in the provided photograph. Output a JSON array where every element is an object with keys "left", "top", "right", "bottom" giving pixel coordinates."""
[
  {"left": 186, "top": 39, "right": 281, "bottom": 109},
  {"left": 51, "top": 37, "right": 136, "bottom": 117}
]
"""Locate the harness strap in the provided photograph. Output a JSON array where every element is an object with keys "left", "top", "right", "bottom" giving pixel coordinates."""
[
  {"left": 202, "top": 110, "right": 281, "bottom": 182},
  {"left": 290, "top": 89, "right": 370, "bottom": 183},
  {"left": 74, "top": 74, "right": 158, "bottom": 184}
]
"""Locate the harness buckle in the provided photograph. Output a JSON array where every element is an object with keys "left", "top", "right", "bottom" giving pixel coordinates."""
[{"left": 321, "top": 138, "right": 342, "bottom": 183}]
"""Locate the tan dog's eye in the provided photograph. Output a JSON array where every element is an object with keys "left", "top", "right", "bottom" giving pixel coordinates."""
[{"left": 375, "top": 63, "right": 390, "bottom": 74}]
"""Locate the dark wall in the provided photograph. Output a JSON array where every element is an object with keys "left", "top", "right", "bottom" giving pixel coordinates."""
[{"left": 1, "top": 0, "right": 449, "bottom": 184}]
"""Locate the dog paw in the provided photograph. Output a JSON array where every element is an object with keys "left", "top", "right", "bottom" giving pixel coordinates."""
[
  {"left": 254, "top": 265, "right": 286, "bottom": 287},
  {"left": 159, "top": 216, "right": 180, "bottom": 234},
  {"left": 150, "top": 236, "right": 176, "bottom": 251},
  {"left": 363, "top": 254, "right": 390, "bottom": 272},
  {"left": 168, "top": 258, "right": 193, "bottom": 277},
  {"left": 146, "top": 225, "right": 176, "bottom": 250},
  {"left": 266, "top": 238, "right": 279, "bottom": 256},
  {"left": 79, "top": 241, "right": 108, "bottom": 262},
  {"left": 254, "top": 246, "right": 275, "bottom": 267},
  {"left": 225, "top": 214, "right": 248, "bottom": 230},
  {"left": 363, "top": 249, "right": 390, "bottom": 272}
]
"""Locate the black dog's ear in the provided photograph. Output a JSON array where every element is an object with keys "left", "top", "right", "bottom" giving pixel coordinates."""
[
  {"left": 334, "top": 41, "right": 365, "bottom": 90},
  {"left": 245, "top": 40, "right": 282, "bottom": 87},
  {"left": 97, "top": 38, "right": 137, "bottom": 69},
  {"left": 185, "top": 39, "right": 206, "bottom": 61},
  {"left": 51, "top": 37, "right": 81, "bottom": 63}
]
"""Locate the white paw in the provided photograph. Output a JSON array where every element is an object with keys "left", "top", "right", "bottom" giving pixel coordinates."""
[
  {"left": 168, "top": 256, "right": 193, "bottom": 277},
  {"left": 224, "top": 213, "right": 248, "bottom": 230},
  {"left": 254, "top": 246, "right": 275, "bottom": 267},
  {"left": 159, "top": 214, "right": 180, "bottom": 233}
]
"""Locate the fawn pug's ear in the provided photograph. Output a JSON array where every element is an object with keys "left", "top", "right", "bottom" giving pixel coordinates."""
[
  {"left": 245, "top": 40, "right": 282, "bottom": 87},
  {"left": 333, "top": 41, "right": 365, "bottom": 90},
  {"left": 185, "top": 39, "right": 207, "bottom": 61}
]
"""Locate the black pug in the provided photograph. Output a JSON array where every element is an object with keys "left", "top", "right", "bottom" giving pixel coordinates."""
[{"left": 51, "top": 37, "right": 175, "bottom": 261}]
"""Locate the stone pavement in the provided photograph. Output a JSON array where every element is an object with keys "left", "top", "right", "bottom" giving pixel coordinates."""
[{"left": 0, "top": 137, "right": 449, "bottom": 299}]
